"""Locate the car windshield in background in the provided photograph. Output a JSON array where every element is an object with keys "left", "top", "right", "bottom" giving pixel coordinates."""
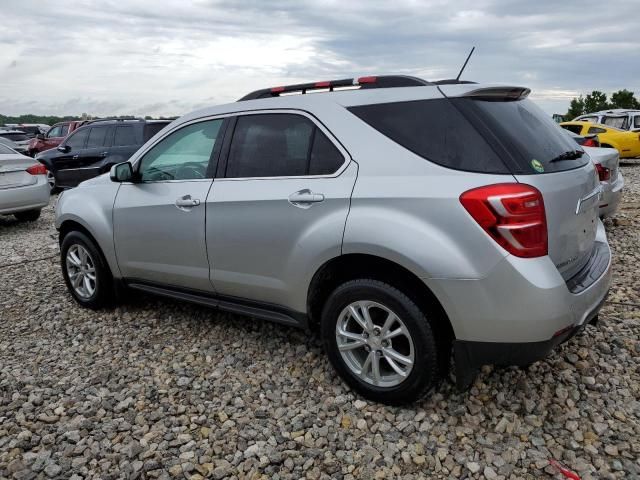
[
  {"left": 0, "top": 132, "right": 29, "bottom": 142},
  {"left": 602, "top": 116, "right": 628, "bottom": 129},
  {"left": 0, "top": 144, "right": 16, "bottom": 154}
]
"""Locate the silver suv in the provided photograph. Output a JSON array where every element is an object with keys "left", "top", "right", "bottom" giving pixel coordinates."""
[{"left": 56, "top": 75, "right": 611, "bottom": 404}]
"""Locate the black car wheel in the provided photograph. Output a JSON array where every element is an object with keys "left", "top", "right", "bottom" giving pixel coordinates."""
[{"left": 14, "top": 210, "right": 41, "bottom": 222}]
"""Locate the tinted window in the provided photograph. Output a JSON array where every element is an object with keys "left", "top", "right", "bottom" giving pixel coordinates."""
[
  {"left": 588, "top": 126, "right": 607, "bottom": 134},
  {"left": 226, "top": 114, "right": 343, "bottom": 178},
  {"left": 309, "top": 129, "right": 344, "bottom": 175},
  {"left": 139, "top": 119, "right": 222, "bottom": 182},
  {"left": 451, "top": 98, "right": 588, "bottom": 174},
  {"left": 144, "top": 122, "right": 169, "bottom": 141},
  {"left": 634, "top": 116, "right": 640, "bottom": 129},
  {"left": 86, "top": 126, "right": 108, "bottom": 148},
  {"left": 113, "top": 126, "right": 137, "bottom": 146},
  {"left": 66, "top": 129, "right": 89, "bottom": 149},
  {"left": 349, "top": 99, "right": 509, "bottom": 174},
  {"left": 0, "top": 144, "right": 15, "bottom": 154},
  {"left": 61, "top": 125, "right": 69, "bottom": 136},
  {"left": 561, "top": 124, "right": 584, "bottom": 135},
  {"left": 47, "top": 125, "right": 62, "bottom": 138}
]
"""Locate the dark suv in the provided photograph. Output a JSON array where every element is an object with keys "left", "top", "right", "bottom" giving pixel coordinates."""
[{"left": 37, "top": 118, "right": 171, "bottom": 190}]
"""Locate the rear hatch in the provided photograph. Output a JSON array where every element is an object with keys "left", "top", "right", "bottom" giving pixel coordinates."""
[{"left": 445, "top": 89, "right": 600, "bottom": 280}]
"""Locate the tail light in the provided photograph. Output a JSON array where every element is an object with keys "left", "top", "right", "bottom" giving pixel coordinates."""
[
  {"left": 460, "top": 184, "right": 548, "bottom": 258},
  {"left": 582, "top": 135, "right": 600, "bottom": 147},
  {"left": 595, "top": 163, "right": 610, "bottom": 182},
  {"left": 26, "top": 164, "right": 47, "bottom": 175}
]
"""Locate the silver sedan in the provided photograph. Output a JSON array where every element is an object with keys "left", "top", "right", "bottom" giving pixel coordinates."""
[{"left": 0, "top": 143, "right": 50, "bottom": 221}]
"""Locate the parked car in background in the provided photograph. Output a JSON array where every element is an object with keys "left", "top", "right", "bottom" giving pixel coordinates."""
[
  {"left": 0, "top": 130, "right": 30, "bottom": 154},
  {"left": 3, "top": 124, "right": 50, "bottom": 138},
  {"left": 560, "top": 121, "right": 640, "bottom": 158},
  {"left": 27, "top": 120, "right": 85, "bottom": 157},
  {"left": 575, "top": 109, "right": 640, "bottom": 131},
  {"left": 0, "top": 136, "right": 24, "bottom": 153},
  {"left": 0, "top": 143, "right": 49, "bottom": 221},
  {"left": 37, "top": 118, "right": 170, "bottom": 190},
  {"left": 565, "top": 131, "right": 623, "bottom": 217},
  {"left": 56, "top": 75, "right": 611, "bottom": 404}
]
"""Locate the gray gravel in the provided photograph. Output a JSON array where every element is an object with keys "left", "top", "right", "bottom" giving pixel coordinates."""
[{"left": 1, "top": 164, "right": 639, "bottom": 479}]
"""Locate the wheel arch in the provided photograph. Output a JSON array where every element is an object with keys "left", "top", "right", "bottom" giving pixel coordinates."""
[{"left": 307, "top": 253, "right": 454, "bottom": 342}]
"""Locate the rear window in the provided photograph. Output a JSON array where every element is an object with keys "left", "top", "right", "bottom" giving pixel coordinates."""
[
  {"left": 348, "top": 99, "right": 509, "bottom": 174},
  {"left": 0, "top": 132, "right": 28, "bottom": 141},
  {"left": 349, "top": 97, "right": 586, "bottom": 174},
  {"left": 561, "top": 124, "right": 584, "bottom": 135}
]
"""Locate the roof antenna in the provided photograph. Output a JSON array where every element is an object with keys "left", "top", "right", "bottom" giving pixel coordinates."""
[{"left": 456, "top": 46, "right": 475, "bottom": 81}]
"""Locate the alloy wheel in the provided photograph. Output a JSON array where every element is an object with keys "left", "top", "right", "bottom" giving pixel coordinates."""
[{"left": 66, "top": 244, "right": 97, "bottom": 299}]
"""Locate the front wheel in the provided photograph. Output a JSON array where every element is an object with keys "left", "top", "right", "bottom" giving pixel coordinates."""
[
  {"left": 321, "top": 279, "right": 440, "bottom": 404},
  {"left": 60, "top": 231, "right": 114, "bottom": 309}
]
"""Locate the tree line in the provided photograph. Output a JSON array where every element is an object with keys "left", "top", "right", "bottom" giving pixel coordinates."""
[
  {"left": 1, "top": 114, "right": 175, "bottom": 127},
  {"left": 566, "top": 89, "right": 640, "bottom": 119}
]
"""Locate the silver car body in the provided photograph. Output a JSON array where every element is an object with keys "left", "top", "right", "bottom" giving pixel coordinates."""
[
  {"left": 584, "top": 146, "right": 624, "bottom": 217},
  {"left": 0, "top": 147, "right": 50, "bottom": 215},
  {"left": 56, "top": 82, "right": 611, "bottom": 349},
  {"left": 0, "top": 130, "right": 30, "bottom": 154}
]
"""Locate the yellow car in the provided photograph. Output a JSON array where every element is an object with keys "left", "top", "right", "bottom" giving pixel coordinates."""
[{"left": 560, "top": 121, "right": 640, "bottom": 158}]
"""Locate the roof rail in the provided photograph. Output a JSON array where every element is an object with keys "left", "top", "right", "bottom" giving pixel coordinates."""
[
  {"left": 84, "top": 116, "right": 146, "bottom": 125},
  {"left": 432, "top": 79, "right": 478, "bottom": 85},
  {"left": 238, "top": 75, "right": 432, "bottom": 101}
]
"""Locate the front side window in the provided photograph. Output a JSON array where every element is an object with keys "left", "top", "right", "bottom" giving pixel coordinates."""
[
  {"left": 65, "top": 129, "right": 89, "bottom": 149},
  {"left": 47, "top": 126, "right": 62, "bottom": 138},
  {"left": 139, "top": 119, "right": 223, "bottom": 182},
  {"left": 226, "top": 113, "right": 344, "bottom": 178},
  {"left": 86, "top": 126, "right": 109, "bottom": 148},
  {"left": 602, "top": 116, "right": 627, "bottom": 129}
]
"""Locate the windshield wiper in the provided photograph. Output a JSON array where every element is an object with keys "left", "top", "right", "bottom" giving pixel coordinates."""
[{"left": 549, "top": 150, "right": 584, "bottom": 163}]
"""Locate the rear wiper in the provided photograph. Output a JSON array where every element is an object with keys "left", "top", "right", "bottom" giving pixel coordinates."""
[{"left": 549, "top": 150, "right": 584, "bottom": 163}]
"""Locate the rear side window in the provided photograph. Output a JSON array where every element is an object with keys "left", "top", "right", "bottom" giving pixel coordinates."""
[
  {"left": 86, "top": 126, "right": 108, "bottom": 148},
  {"left": 349, "top": 99, "right": 509, "bottom": 174},
  {"left": 66, "top": 129, "right": 89, "bottom": 149},
  {"left": 634, "top": 116, "right": 640, "bottom": 129},
  {"left": 113, "top": 126, "right": 137, "bottom": 146},
  {"left": 588, "top": 126, "right": 607, "bottom": 134},
  {"left": 47, "top": 125, "right": 62, "bottom": 138},
  {"left": 226, "top": 113, "right": 344, "bottom": 178},
  {"left": 0, "top": 133, "right": 29, "bottom": 141},
  {"left": 602, "top": 116, "right": 627, "bottom": 129}
]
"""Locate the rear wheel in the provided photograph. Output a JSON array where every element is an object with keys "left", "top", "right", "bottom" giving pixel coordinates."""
[
  {"left": 60, "top": 231, "right": 114, "bottom": 309},
  {"left": 14, "top": 210, "right": 41, "bottom": 222},
  {"left": 321, "top": 279, "right": 440, "bottom": 404}
]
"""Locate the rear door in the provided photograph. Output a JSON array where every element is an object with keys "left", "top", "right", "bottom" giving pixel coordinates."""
[
  {"left": 206, "top": 111, "right": 356, "bottom": 311},
  {"left": 66, "top": 125, "right": 111, "bottom": 186},
  {"left": 54, "top": 128, "right": 90, "bottom": 188}
]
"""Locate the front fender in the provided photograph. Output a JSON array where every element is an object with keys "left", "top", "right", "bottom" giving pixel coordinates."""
[{"left": 55, "top": 182, "right": 121, "bottom": 277}]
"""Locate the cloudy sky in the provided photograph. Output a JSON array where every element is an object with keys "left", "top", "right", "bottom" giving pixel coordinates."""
[{"left": 1, "top": 0, "right": 638, "bottom": 117}]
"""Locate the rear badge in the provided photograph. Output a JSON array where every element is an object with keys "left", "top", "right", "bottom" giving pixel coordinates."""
[{"left": 530, "top": 159, "right": 544, "bottom": 173}]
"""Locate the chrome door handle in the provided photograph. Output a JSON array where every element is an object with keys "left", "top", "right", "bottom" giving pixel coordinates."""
[
  {"left": 72, "top": 155, "right": 79, "bottom": 160},
  {"left": 288, "top": 189, "right": 325, "bottom": 207},
  {"left": 175, "top": 195, "right": 201, "bottom": 209}
]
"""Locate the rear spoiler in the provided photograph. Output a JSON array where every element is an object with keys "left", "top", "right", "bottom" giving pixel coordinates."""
[{"left": 461, "top": 86, "right": 531, "bottom": 101}]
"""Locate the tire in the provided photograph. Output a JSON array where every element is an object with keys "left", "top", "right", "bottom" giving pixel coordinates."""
[
  {"left": 14, "top": 209, "right": 41, "bottom": 222},
  {"left": 46, "top": 170, "right": 60, "bottom": 194},
  {"left": 60, "top": 231, "right": 114, "bottom": 309},
  {"left": 321, "top": 279, "right": 440, "bottom": 404}
]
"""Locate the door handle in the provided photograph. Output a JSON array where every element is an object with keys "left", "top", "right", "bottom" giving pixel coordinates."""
[
  {"left": 72, "top": 155, "right": 79, "bottom": 160},
  {"left": 100, "top": 152, "right": 109, "bottom": 157},
  {"left": 175, "top": 195, "right": 201, "bottom": 210},
  {"left": 288, "top": 189, "right": 325, "bottom": 208}
]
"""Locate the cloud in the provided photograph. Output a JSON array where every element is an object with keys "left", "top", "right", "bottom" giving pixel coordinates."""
[{"left": 0, "top": 0, "right": 638, "bottom": 117}]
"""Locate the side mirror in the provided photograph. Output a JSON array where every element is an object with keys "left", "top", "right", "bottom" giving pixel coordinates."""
[
  {"left": 36, "top": 134, "right": 45, "bottom": 140},
  {"left": 57, "top": 145, "right": 70, "bottom": 153},
  {"left": 110, "top": 162, "right": 135, "bottom": 182}
]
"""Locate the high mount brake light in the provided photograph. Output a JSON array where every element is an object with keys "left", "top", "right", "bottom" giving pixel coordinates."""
[
  {"left": 595, "top": 163, "right": 611, "bottom": 182},
  {"left": 460, "top": 184, "right": 548, "bottom": 258},
  {"left": 26, "top": 164, "right": 47, "bottom": 175}
]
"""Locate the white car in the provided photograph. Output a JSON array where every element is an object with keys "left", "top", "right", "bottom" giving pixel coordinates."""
[
  {"left": 575, "top": 109, "right": 640, "bottom": 132},
  {"left": 0, "top": 143, "right": 50, "bottom": 221}
]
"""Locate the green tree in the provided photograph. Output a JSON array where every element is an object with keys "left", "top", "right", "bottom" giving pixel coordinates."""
[
  {"left": 610, "top": 89, "right": 640, "bottom": 109},
  {"left": 583, "top": 91, "right": 609, "bottom": 113},
  {"left": 566, "top": 95, "right": 586, "bottom": 119}
]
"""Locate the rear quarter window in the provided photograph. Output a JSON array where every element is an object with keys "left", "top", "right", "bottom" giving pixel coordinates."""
[{"left": 348, "top": 99, "right": 509, "bottom": 174}]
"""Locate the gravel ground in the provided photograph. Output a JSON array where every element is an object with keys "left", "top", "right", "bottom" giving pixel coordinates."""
[{"left": 1, "top": 165, "right": 639, "bottom": 480}]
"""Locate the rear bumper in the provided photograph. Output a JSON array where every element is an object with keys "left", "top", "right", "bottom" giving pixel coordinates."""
[
  {"left": 599, "top": 173, "right": 624, "bottom": 217},
  {"left": 0, "top": 176, "right": 50, "bottom": 214}
]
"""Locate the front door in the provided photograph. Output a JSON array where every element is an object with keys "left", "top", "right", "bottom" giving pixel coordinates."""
[
  {"left": 206, "top": 112, "right": 356, "bottom": 312},
  {"left": 113, "top": 118, "right": 225, "bottom": 292}
]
